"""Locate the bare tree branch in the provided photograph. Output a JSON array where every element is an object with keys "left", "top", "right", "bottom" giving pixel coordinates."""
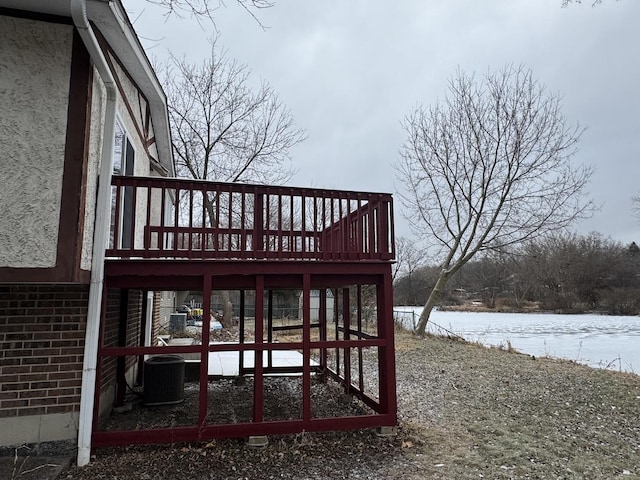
[
  {"left": 632, "top": 195, "right": 640, "bottom": 220},
  {"left": 159, "top": 38, "right": 306, "bottom": 189},
  {"left": 561, "top": 0, "right": 608, "bottom": 6},
  {"left": 145, "top": 0, "right": 273, "bottom": 18},
  {"left": 393, "top": 236, "right": 427, "bottom": 283},
  {"left": 395, "top": 65, "right": 595, "bottom": 335},
  {"left": 144, "top": 0, "right": 274, "bottom": 29}
]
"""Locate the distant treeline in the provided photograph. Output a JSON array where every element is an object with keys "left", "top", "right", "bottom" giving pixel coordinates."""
[{"left": 394, "top": 233, "right": 640, "bottom": 316}]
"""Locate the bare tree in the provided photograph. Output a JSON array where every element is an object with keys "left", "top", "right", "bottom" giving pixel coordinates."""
[
  {"left": 163, "top": 41, "right": 305, "bottom": 187},
  {"left": 396, "top": 65, "right": 595, "bottom": 335},
  {"left": 463, "top": 252, "right": 513, "bottom": 309},
  {"left": 163, "top": 40, "right": 306, "bottom": 223},
  {"left": 392, "top": 236, "right": 428, "bottom": 307},
  {"left": 392, "top": 236, "right": 426, "bottom": 282},
  {"left": 161, "top": 39, "right": 306, "bottom": 326},
  {"left": 145, "top": 0, "right": 274, "bottom": 24},
  {"left": 632, "top": 195, "right": 640, "bottom": 220}
]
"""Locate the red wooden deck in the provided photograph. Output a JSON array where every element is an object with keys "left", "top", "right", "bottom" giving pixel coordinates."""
[{"left": 93, "top": 176, "right": 397, "bottom": 447}]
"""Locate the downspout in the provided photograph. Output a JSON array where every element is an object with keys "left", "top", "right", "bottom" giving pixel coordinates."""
[{"left": 70, "top": 0, "right": 117, "bottom": 467}]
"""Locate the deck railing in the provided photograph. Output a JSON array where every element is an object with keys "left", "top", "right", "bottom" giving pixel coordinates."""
[{"left": 107, "top": 176, "right": 395, "bottom": 262}]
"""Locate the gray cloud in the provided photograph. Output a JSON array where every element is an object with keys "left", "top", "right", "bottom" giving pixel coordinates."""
[{"left": 129, "top": 0, "right": 640, "bottom": 244}]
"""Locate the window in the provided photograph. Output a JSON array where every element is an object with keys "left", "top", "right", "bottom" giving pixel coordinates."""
[{"left": 111, "top": 121, "right": 135, "bottom": 249}]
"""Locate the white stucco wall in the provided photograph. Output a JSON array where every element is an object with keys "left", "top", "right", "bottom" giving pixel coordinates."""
[
  {"left": 0, "top": 17, "right": 169, "bottom": 269},
  {"left": 0, "top": 16, "right": 73, "bottom": 268},
  {"left": 81, "top": 69, "right": 106, "bottom": 270}
]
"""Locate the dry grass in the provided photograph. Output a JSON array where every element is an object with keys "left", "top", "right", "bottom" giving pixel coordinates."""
[
  {"left": 393, "top": 332, "right": 640, "bottom": 479},
  {"left": 60, "top": 329, "right": 640, "bottom": 479}
]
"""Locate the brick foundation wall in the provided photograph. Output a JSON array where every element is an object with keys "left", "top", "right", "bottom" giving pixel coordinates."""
[
  {"left": 0, "top": 285, "right": 87, "bottom": 420},
  {"left": 152, "top": 291, "right": 161, "bottom": 347},
  {"left": 100, "top": 288, "right": 142, "bottom": 394},
  {"left": 127, "top": 291, "right": 142, "bottom": 359},
  {"left": 100, "top": 288, "right": 120, "bottom": 394}
]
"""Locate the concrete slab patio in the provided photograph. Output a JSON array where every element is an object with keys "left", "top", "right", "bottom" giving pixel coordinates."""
[{"left": 208, "top": 347, "right": 316, "bottom": 377}]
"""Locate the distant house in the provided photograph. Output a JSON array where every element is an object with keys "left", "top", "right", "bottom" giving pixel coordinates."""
[
  {"left": 0, "top": 0, "right": 398, "bottom": 469},
  {"left": 299, "top": 290, "right": 335, "bottom": 321}
]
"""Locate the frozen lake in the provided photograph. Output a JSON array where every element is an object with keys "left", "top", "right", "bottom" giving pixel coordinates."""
[{"left": 393, "top": 307, "right": 640, "bottom": 374}]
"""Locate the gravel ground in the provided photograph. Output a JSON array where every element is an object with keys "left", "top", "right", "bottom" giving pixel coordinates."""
[{"left": 6, "top": 329, "right": 640, "bottom": 479}]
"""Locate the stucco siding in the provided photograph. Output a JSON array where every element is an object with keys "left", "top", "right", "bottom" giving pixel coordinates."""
[
  {"left": 81, "top": 69, "right": 107, "bottom": 270},
  {"left": 0, "top": 16, "right": 73, "bottom": 268}
]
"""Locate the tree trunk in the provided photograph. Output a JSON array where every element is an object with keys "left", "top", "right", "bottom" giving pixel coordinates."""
[
  {"left": 220, "top": 290, "right": 234, "bottom": 328},
  {"left": 202, "top": 194, "right": 236, "bottom": 329},
  {"left": 415, "top": 272, "right": 449, "bottom": 336}
]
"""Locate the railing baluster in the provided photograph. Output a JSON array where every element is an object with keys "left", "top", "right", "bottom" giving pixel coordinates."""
[
  {"left": 160, "top": 183, "right": 166, "bottom": 253},
  {"left": 356, "top": 197, "right": 363, "bottom": 260},
  {"left": 254, "top": 191, "right": 264, "bottom": 257},
  {"left": 145, "top": 185, "right": 152, "bottom": 251},
  {"left": 126, "top": 180, "right": 136, "bottom": 254},
  {"left": 111, "top": 180, "right": 121, "bottom": 253},
  {"left": 241, "top": 186, "right": 247, "bottom": 258},
  {"left": 201, "top": 185, "right": 207, "bottom": 256},
  {"left": 368, "top": 198, "right": 375, "bottom": 258},
  {"left": 301, "top": 191, "right": 306, "bottom": 256},
  {"left": 338, "top": 194, "right": 344, "bottom": 259},
  {"left": 289, "top": 194, "right": 294, "bottom": 256},
  {"left": 277, "top": 191, "right": 283, "bottom": 256},
  {"left": 321, "top": 196, "right": 327, "bottom": 259},
  {"left": 329, "top": 195, "right": 335, "bottom": 260},
  {"left": 173, "top": 186, "right": 179, "bottom": 256},
  {"left": 313, "top": 193, "right": 318, "bottom": 256},
  {"left": 265, "top": 192, "right": 271, "bottom": 255},
  {"left": 188, "top": 185, "right": 194, "bottom": 258}
]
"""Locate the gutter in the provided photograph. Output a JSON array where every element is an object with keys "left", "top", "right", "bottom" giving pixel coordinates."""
[{"left": 70, "top": 0, "right": 117, "bottom": 467}]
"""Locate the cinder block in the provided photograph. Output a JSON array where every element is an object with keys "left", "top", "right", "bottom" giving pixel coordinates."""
[
  {"left": 375, "top": 426, "right": 398, "bottom": 437},
  {"left": 247, "top": 435, "right": 268, "bottom": 448}
]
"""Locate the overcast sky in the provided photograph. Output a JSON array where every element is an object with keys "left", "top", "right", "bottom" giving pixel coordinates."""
[{"left": 126, "top": 0, "right": 640, "bottom": 246}]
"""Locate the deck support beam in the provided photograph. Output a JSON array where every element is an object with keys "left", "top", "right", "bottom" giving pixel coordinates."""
[{"left": 93, "top": 263, "right": 397, "bottom": 448}]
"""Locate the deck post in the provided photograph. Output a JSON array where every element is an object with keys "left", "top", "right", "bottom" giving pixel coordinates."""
[
  {"left": 342, "top": 287, "right": 351, "bottom": 393},
  {"left": 267, "top": 289, "right": 274, "bottom": 368},
  {"left": 319, "top": 289, "right": 327, "bottom": 375},
  {"left": 115, "top": 289, "right": 129, "bottom": 407},
  {"left": 356, "top": 285, "right": 364, "bottom": 392},
  {"left": 239, "top": 289, "right": 246, "bottom": 375},
  {"left": 302, "top": 273, "right": 312, "bottom": 421},
  {"left": 199, "top": 275, "right": 212, "bottom": 426},
  {"left": 334, "top": 288, "right": 340, "bottom": 378},
  {"left": 253, "top": 275, "right": 265, "bottom": 423},
  {"left": 377, "top": 272, "right": 397, "bottom": 417}
]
